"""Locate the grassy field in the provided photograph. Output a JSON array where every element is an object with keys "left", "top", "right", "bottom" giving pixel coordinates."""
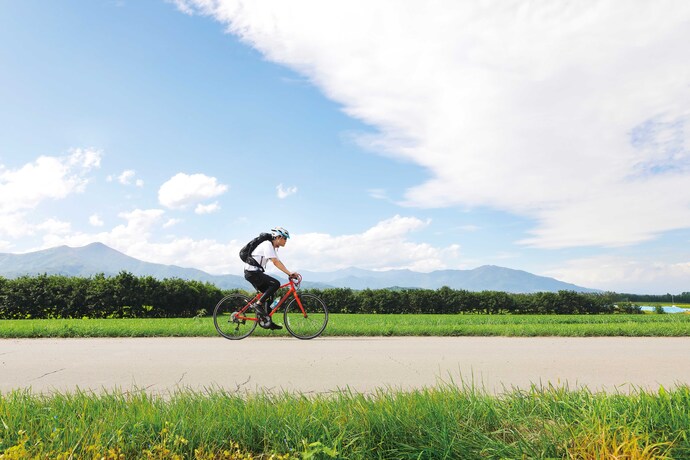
[
  {"left": 1, "top": 313, "right": 690, "bottom": 338},
  {"left": 1, "top": 384, "right": 688, "bottom": 459},
  {"left": 3, "top": 315, "right": 689, "bottom": 459}
]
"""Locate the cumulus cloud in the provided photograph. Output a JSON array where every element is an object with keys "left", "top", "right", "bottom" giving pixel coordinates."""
[
  {"left": 276, "top": 183, "right": 297, "bottom": 199},
  {"left": 89, "top": 214, "right": 104, "bottom": 227},
  {"left": 38, "top": 208, "right": 246, "bottom": 275},
  {"left": 0, "top": 148, "right": 101, "bottom": 237},
  {"left": 118, "top": 170, "right": 135, "bottom": 184},
  {"left": 0, "top": 148, "right": 101, "bottom": 214},
  {"left": 171, "top": 0, "right": 195, "bottom": 15},
  {"left": 195, "top": 202, "right": 221, "bottom": 214},
  {"left": 174, "top": 0, "right": 690, "bottom": 249},
  {"left": 114, "top": 169, "right": 144, "bottom": 187},
  {"left": 36, "top": 212, "right": 461, "bottom": 275},
  {"left": 163, "top": 218, "right": 182, "bottom": 228},
  {"left": 158, "top": 173, "right": 228, "bottom": 210},
  {"left": 290, "top": 215, "right": 462, "bottom": 272},
  {"left": 36, "top": 219, "right": 71, "bottom": 235},
  {"left": 42, "top": 208, "right": 166, "bottom": 250},
  {"left": 544, "top": 256, "right": 690, "bottom": 295}
]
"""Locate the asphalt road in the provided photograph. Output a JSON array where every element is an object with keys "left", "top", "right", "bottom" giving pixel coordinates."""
[{"left": 2, "top": 337, "right": 689, "bottom": 395}]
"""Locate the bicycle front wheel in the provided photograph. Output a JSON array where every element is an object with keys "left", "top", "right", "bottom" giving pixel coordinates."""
[
  {"left": 283, "top": 293, "right": 328, "bottom": 339},
  {"left": 213, "top": 294, "right": 258, "bottom": 340}
]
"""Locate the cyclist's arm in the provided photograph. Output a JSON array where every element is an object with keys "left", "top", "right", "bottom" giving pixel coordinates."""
[{"left": 269, "top": 258, "right": 297, "bottom": 278}]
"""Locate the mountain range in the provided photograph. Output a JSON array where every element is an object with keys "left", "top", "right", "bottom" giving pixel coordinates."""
[{"left": 0, "top": 242, "right": 599, "bottom": 293}]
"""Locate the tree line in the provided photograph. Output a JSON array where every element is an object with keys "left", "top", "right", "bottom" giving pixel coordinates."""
[
  {"left": 304, "top": 287, "right": 634, "bottom": 315},
  {"left": 617, "top": 292, "right": 690, "bottom": 303},
  {"left": 0, "top": 272, "right": 222, "bottom": 319},
  {"left": 0, "top": 272, "right": 646, "bottom": 319}
]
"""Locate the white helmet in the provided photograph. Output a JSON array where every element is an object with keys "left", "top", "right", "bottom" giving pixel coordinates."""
[{"left": 271, "top": 226, "right": 290, "bottom": 239}]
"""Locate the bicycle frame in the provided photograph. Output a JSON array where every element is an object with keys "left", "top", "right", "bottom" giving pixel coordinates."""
[{"left": 234, "top": 277, "right": 307, "bottom": 322}]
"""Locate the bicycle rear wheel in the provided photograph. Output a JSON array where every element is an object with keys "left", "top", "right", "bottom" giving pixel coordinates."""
[
  {"left": 213, "top": 294, "right": 258, "bottom": 340},
  {"left": 283, "top": 293, "right": 328, "bottom": 339}
]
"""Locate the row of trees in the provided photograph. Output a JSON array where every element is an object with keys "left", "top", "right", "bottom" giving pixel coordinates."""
[
  {"left": 307, "top": 287, "right": 632, "bottom": 315},
  {"left": 0, "top": 272, "right": 222, "bottom": 319},
  {"left": 0, "top": 272, "right": 639, "bottom": 319},
  {"left": 618, "top": 292, "right": 690, "bottom": 303}
]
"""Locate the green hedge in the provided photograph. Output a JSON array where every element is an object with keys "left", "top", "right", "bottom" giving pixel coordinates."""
[
  {"left": 303, "top": 287, "right": 630, "bottom": 315},
  {"left": 0, "top": 272, "right": 225, "bottom": 319},
  {"left": 0, "top": 273, "right": 637, "bottom": 319}
]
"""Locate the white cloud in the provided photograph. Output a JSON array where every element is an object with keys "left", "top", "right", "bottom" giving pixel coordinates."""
[
  {"left": 544, "top": 256, "right": 690, "bottom": 295},
  {"left": 68, "top": 148, "right": 101, "bottom": 169},
  {"left": 171, "top": 0, "right": 196, "bottom": 15},
  {"left": 368, "top": 189, "right": 388, "bottom": 200},
  {"left": 139, "top": 215, "right": 460, "bottom": 274},
  {"left": 42, "top": 208, "right": 166, "bottom": 250},
  {"left": 163, "top": 218, "right": 182, "bottom": 228},
  {"left": 290, "top": 215, "right": 462, "bottom": 272},
  {"left": 0, "top": 214, "right": 32, "bottom": 239},
  {"left": 158, "top": 172, "right": 228, "bottom": 210},
  {"left": 89, "top": 214, "right": 104, "bottom": 227},
  {"left": 195, "top": 202, "right": 221, "bottom": 214},
  {"left": 0, "top": 148, "right": 101, "bottom": 215},
  {"left": 39, "top": 208, "right": 243, "bottom": 275},
  {"left": 34, "top": 211, "right": 462, "bottom": 276},
  {"left": 36, "top": 219, "right": 71, "bottom": 235},
  {"left": 127, "top": 237, "right": 241, "bottom": 275},
  {"left": 118, "top": 170, "right": 135, "bottom": 185},
  {"left": 116, "top": 169, "right": 143, "bottom": 187},
  {"left": 0, "top": 149, "right": 102, "bottom": 237},
  {"left": 276, "top": 183, "right": 297, "bottom": 199},
  {"left": 176, "top": 0, "right": 690, "bottom": 249}
]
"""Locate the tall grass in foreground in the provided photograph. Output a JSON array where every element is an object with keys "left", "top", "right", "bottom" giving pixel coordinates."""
[
  {"left": 1, "top": 384, "right": 689, "bottom": 459},
  {"left": 2, "top": 313, "right": 690, "bottom": 338}
]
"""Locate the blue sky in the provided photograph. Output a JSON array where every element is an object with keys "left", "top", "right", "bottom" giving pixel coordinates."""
[{"left": 1, "top": 0, "right": 690, "bottom": 294}]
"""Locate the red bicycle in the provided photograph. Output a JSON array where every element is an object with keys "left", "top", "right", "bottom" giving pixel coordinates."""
[{"left": 213, "top": 275, "right": 328, "bottom": 340}]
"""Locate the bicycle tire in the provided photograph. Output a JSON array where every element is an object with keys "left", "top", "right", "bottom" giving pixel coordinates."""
[
  {"left": 213, "top": 294, "right": 258, "bottom": 340},
  {"left": 283, "top": 293, "right": 328, "bottom": 339}
]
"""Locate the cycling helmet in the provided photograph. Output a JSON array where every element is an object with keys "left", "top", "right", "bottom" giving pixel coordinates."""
[{"left": 271, "top": 226, "right": 290, "bottom": 239}]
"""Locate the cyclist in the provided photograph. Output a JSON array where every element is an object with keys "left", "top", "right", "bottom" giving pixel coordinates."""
[{"left": 244, "top": 226, "right": 301, "bottom": 329}]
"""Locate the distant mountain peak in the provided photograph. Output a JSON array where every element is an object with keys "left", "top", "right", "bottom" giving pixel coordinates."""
[
  {"left": 76, "top": 241, "right": 118, "bottom": 251},
  {"left": 84, "top": 241, "right": 108, "bottom": 249}
]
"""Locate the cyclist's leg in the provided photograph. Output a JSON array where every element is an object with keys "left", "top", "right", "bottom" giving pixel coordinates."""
[
  {"left": 260, "top": 276, "right": 280, "bottom": 309},
  {"left": 244, "top": 270, "right": 279, "bottom": 309},
  {"left": 244, "top": 270, "right": 281, "bottom": 329}
]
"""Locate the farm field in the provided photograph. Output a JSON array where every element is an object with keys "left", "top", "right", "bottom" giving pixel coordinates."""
[
  {"left": 1, "top": 313, "right": 690, "bottom": 338},
  {"left": 1, "top": 384, "right": 688, "bottom": 459}
]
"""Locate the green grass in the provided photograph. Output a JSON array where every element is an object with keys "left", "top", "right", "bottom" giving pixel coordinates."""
[
  {"left": 1, "top": 384, "right": 688, "bottom": 459},
  {"left": 1, "top": 313, "right": 690, "bottom": 338}
]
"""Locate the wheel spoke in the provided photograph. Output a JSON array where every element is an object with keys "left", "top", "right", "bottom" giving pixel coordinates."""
[
  {"left": 213, "top": 294, "right": 257, "bottom": 340},
  {"left": 283, "top": 294, "right": 328, "bottom": 339}
]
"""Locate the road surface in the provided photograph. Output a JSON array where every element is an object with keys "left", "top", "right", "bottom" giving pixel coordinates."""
[{"left": 2, "top": 337, "right": 689, "bottom": 395}]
